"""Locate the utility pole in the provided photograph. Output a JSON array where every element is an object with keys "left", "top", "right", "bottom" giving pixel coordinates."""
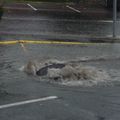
[{"left": 113, "top": 0, "right": 117, "bottom": 38}]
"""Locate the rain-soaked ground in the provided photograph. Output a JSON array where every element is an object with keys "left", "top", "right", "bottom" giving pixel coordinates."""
[
  {"left": 0, "top": 2, "right": 120, "bottom": 40},
  {"left": 0, "top": 2, "right": 120, "bottom": 120},
  {"left": 0, "top": 43, "right": 120, "bottom": 120}
]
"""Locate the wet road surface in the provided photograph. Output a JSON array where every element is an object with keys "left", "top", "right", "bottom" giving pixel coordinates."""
[
  {"left": 0, "top": 2, "right": 120, "bottom": 120},
  {"left": 0, "top": 43, "right": 120, "bottom": 120},
  {"left": 0, "top": 2, "right": 120, "bottom": 40}
]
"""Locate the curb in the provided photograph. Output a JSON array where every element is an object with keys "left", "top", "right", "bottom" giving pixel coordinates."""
[
  {"left": 1, "top": 36, "right": 120, "bottom": 44},
  {"left": 86, "top": 37, "right": 120, "bottom": 43}
]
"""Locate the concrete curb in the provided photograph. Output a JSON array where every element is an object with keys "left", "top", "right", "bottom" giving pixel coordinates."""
[
  {"left": 87, "top": 37, "right": 120, "bottom": 43},
  {"left": 1, "top": 31, "right": 120, "bottom": 43},
  {"left": 51, "top": 37, "right": 120, "bottom": 43}
]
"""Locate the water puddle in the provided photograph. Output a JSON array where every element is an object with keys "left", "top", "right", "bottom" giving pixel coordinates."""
[{"left": 19, "top": 57, "right": 115, "bottom": 87}]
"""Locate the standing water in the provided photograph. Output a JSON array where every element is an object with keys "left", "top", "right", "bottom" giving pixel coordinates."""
[{"left": 0, "top": 43, "right": 120, "bottom": 120}]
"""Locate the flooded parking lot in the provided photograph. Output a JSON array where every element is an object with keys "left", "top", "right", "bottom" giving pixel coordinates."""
[
  {"left": 0, "top": 2, "right": 120, "bottom": 120},
  {"left": 1, "top": 42, "right": 120, "bottom": 86},
  {"left": 0, "top": 43, "right": 120, "bottom": 120}
]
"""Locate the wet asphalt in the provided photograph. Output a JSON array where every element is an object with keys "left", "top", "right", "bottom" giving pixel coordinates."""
[
  {"left": 0, "top": 2, "right": 120, "bottom": 120},
  {"left": 0, "top": 43, "right": 120, "bottom": 120},
  {"left": 0, "top": 2, "right": 120, "bottom": 41}
]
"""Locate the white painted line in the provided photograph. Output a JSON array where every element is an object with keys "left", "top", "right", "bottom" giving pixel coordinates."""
[
  {"left": 27, "top": 3, "right": 38, "bottom": 11},
  {"left": 66, "top": 5, "right": 81, "bottom": 13},
  {"left": 0, "top": 96, "right": 58, "bottom": 109}
]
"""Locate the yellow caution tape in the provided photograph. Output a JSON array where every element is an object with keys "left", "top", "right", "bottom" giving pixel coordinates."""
[
  {"left": 0, "top": 40, "right": 18, "bottom": 45},
  {"left": 0, "top": 40, "right": 96, "bottom": 45},
  {"left": 19, "top": 40, "right": 94, "bottom": 45}
]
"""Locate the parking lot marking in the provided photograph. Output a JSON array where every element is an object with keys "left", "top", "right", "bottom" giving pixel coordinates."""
[
  {"left": 66, "top": 5, "right": 81, "bottom": 13},
  {"left": 27, "top": 4, "right": 37, "bottom": 11},
  {"left": 0, "top": 96, "right": 58, "bottom": 109}
]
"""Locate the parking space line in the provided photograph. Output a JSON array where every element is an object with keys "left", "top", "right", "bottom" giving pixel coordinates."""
[
  {"left": 66, "top": 5, "right": 81, "bottom": 13},
  {"left": 0, "top": 96, "right": 58, "bottom": 109},
  {"left": 27, "top": 3, "right": 38, "bottom": 11}
]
